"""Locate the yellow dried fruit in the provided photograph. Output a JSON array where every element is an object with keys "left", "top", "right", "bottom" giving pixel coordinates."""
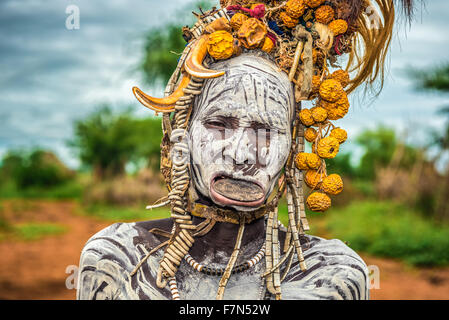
[
  {"left": 261, "top": 36, "right": 275, "bottom": 53},
  {"left": 285, "top": 0, "right": 306, "bottom": 19},
  {"left": 307, "top": 192, "right": 331, "bottom": 212},
  {"left": 328, "top": 19, "right": 348, "bottom": 36},
  {"left": 330, "top": 127, "right": 348, "bottom": 144},
  {"left": 319, "top": 79, "right": 344, "bottom": 102},
  {"left": 311, "top": 75, "right": 322, "bottom": 95},
  {"left": 237, "top": 18, "right": 267, "bottom": 49},
  {"left": 230, "top": 13, "right": 248, "bottom": 31},
  {"left": 207, "top": 31, "right": 235, "bottom": 60},
  {"left": 331, "top": 69, "right": 350, "bottom": 88},
  {"left": 322, "top": 174, "right": 344, "bottom": 195},
  {"left": 316, "top": 136, "right": 340, "bottom": 159},
  {"left": 304, "top": 127, "right": 318, "bottom": 142},
  {"left": 311, "top": 106, "right": 328, "bottom": 123},
  {"left": 327, "top": 94, "right": 349, "bottom": 120},
  {"left": 304, "top": 0, "right": 325, "bottom": 8},
  {"left": 315, "top": 5, "right": 335, "bottom": 24},
  {"left": 306, "top": 153, "right": 322, "bottom": 169},
  {"left": 295, "top": 152, "right": 309, "bottom": 170},
  {"left": 279, "top": 11, "right": 299, "bottom": 28},
  {"left": 299, "top": 109, "right": 315, "bottom": 126},
  {"left": 305, "top": 170, "right": 325, "bottom": 189}
]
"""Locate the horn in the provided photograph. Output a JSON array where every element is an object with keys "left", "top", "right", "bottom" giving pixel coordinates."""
[
  {"left": 184, "top": 35, "right": 225, "bottom": 79},
  {"left": 132, "top": 73, "right": 191, "bottom": 113}
]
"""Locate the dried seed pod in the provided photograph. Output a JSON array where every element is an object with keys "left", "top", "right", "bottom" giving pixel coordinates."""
[
  {"left": 306, "top": 153, "right": 322, "bottom": 169},
  {"left": 204, "top": 17, "right": 232, "bottom": 34},
  {"left": 331, "top": 69, "right": 350, "bottom": 88},
  {"left": 322, "top": 174, "right": 344, "bottom": 195},
  {"left": 328, "top": 19, "right": 348, "bottom": 36},
  {"left": 319, "top": 79, "right": 344, "bottom": 102},
  {"left": 316, "top": 136, "right": 340, "bottom": 159},
  {"left": 315, "top": 5, "right": 335, "bottom": 24},
  {"left": 279, "top": 11, "right": 299, "bottom": 28},
  {"left": 301, "top": 48, "right": 323, "bottom": 65},
  {"left": 299, "top": 109, "right": 315, "bottom": 126},
  {"left": 327, "top": 94, "right": 349, "bottom": 120},
  {"left": 311, "top": 106, "right": 328, "bottom": 123},
  {"left": 304, "top": 0, "right": 325, "bottom": 8},
  {"left": 261, "top": 36, "right": 275, "bottom": 53},
  {"left": 285, "top": 0, "right": 307, "bottom": 19},
  {"left": 230, "top": 13, "right": 248, "bottom": 31},
  {"left": 330, "top": 127, "right": 348, "bottom": 144},
  {"left": 305, "top": 170, "right": 325, "bottom": 189},
  {"left": 307, "top": 192, "right": 331, "bottom": 212},
  {"left": 207, "top": 31, "right": 235, "bottom": 60},
  {"left": 237, "top": 18, "right": 267, "bottom": 49},
  {"left": 295, "top": 152, "right": 309, "bottom": 170},
  {"left": 305, "top": 127, "right": 318, "bottom": 142}
]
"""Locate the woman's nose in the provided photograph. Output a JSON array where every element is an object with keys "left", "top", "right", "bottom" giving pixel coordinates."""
[{"left": 222, "top": 128, "right": 258, "bottom": 165}]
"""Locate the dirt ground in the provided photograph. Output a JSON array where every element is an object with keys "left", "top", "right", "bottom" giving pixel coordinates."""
[{"left": 0, "top": 200, "right": 448, "bottom": 300}]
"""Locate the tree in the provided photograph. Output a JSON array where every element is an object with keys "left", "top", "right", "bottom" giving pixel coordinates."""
[
  {"left": 410, "top": 63, "right": 449, "bottom": 220},
  {"left": 139, "top": 0, "right": 215, "bottom": 85},
  {"left": 69, "top": 106, "right": 163, "bottom": 179}
]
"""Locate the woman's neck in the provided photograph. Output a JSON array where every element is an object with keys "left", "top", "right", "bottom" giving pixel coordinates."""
[{"left": 188, "top": 215, "right": 266, "bottom": 265}]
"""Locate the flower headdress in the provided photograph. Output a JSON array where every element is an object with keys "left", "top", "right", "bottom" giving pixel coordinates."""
[{"left": 132, "top": 0, "right": 414, "bottom": 300}]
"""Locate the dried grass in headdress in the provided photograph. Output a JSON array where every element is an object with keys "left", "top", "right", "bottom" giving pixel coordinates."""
[{"left": 345, "top": 0, "right": 415, "bottom": 95}]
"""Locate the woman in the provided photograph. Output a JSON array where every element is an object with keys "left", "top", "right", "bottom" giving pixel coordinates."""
[{"left": 77, "top": 0, "right": 413, "bottom": 300}]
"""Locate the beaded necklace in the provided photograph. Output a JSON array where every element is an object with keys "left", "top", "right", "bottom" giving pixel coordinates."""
[{"left": 167, "top": 244, "right": 266, "bottom": 300}]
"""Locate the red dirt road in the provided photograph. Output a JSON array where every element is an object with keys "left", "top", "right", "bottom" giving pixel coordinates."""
[{"left": 0, "top": 200, "right": 448, "bottom": 300}]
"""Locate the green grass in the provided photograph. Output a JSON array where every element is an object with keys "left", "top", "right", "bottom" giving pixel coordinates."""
[
  {"left": 325, "top": 201, "right": 449, "bottom": 267},
  {"left": 0, "top": 223, "right": 68, "bottom": 242},
  {"left": 0, "top": 180, "right": 84, "bottom": 200},
  {"left": 83, "top": 204, "right": 171, "bottom": 222}
]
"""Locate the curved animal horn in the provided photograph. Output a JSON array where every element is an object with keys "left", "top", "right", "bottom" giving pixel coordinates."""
[
  {"left": 132, "top": 73, "right": 191, "bottom": 113},
  {"left": 184, "top": 35, "right": 225, "bottom": 79}
]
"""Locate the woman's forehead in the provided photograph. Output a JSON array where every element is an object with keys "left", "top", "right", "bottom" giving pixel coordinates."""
[{"left": 194, "top": 54, "right": 295, "bottom": 124}]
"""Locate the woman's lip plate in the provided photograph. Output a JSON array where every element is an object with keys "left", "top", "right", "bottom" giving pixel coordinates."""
[{"left": 209, "top": 176, "right": 265, "bottom": 207}]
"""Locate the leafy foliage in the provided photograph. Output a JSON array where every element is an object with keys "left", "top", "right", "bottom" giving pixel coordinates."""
[
  {"left": 68, "top": 106, "right": 163, "bottom": 179},
  {"left": 0, "top": 149, "right": 74, "bottom": 189},
  {"left": 139, "top": 0, "right": 215, "bottom": 85},
  {"left": 326, "top": 201, "right": 449, "bottom": 266}
]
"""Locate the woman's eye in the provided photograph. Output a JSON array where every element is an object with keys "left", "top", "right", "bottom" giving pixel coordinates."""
[{"left": 206, "top": 121, "right": 226, "bottom": 129}]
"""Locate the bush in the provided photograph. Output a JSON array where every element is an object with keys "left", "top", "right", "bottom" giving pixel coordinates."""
[{"left": 326, "top": 201, "right": 449, "bottom": 266}]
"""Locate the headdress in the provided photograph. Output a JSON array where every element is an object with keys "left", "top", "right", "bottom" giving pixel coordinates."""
[{"left": 132, "top": 0, "right": 414, "bottom": 300}]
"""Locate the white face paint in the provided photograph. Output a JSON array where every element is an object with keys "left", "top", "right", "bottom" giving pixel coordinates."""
[{"left": 188, "top": 53, "right": 295, "bottom": 211}]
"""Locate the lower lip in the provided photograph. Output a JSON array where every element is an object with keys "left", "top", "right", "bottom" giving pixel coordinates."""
[{"left": 209, "top": 177, "right": 266, "bottom": 208}]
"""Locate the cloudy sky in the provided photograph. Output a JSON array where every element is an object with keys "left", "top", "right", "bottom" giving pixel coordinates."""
[{"left": 0, "top": 0, "right": 448, "bottom": 168}]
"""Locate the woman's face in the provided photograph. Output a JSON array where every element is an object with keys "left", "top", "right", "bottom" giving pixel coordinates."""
[{"left": 188, "top": 53, "right": 295, "bottom": 211}]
